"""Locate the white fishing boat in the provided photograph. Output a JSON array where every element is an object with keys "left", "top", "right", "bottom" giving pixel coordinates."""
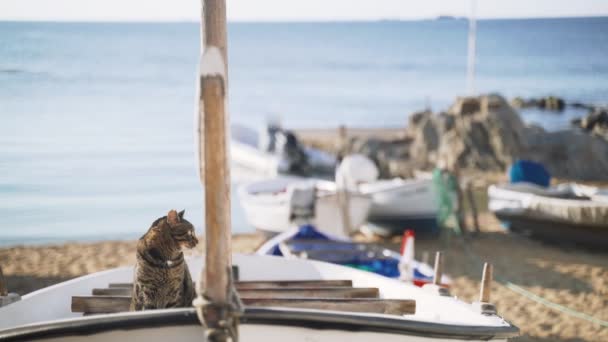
[
  {"left": 336, "top": 155, "right": 439, "bottom": 236},
  {"left": 0, "top": 254, "right": 518, "bottom": 342},
  {"left": 360, "top": 177, "right": 439, "bottom": 235},
  {"left": 231, "top": 124, "right": 337, "bottom": 177},
  {"left": 488, "top": 182, "right": 608, "bottom": 248},
  {"left": 238, "top": 176, "right": 372, "bottom": 236},
  {"left": 0, "top": 0, "right": 519, "bottom": 340}
]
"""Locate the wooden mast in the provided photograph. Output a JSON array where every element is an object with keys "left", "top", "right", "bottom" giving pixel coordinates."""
[{"left": 196, "top": 0, "right": 233, "bottom": 340}]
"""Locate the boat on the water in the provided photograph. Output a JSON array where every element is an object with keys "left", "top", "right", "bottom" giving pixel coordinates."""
[
  {"left": 231, "top": 124, "right": 337, "bottom": 177},
  {"left": 0, "top": 254, "right": 518, "bottom": 342},
  {"left": 488, "top": 182, "right": 608, "bottom": 249},
  {"left": 238, "top": 176, "right": 373, "bottom": 237},
  {"left": 256, "top": 224, "right": 451, "bottom": 287}
]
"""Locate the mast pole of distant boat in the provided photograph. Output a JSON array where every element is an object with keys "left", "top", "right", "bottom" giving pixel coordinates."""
[
  {"left": 466, "top": 0, "right": 477, "bottom": 95},
  {"left": 196, "top": 0, "right": 234, "bottom": 340}
]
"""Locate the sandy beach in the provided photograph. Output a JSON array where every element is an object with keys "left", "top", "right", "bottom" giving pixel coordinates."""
[{"left": 1, "top": 210, "right": 606, "bottom": 342}]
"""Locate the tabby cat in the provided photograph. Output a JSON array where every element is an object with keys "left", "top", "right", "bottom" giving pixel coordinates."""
[{"left": 130, "top": 209, "right": 199, "bottom": 311}]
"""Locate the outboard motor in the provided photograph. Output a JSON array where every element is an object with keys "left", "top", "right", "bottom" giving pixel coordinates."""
[
  {"left": 266, "top": 123, "right": 282, "bottom": 153},
  {"left": 279, "top": 131, "right": 311, "bottom": 175},
  {"left": 288, "top": 182, "right": 316, "bottom": 224}
]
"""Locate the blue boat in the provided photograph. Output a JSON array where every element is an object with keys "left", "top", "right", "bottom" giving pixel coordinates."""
[{"left": 257, "top": 224, "right": 450, "bottom": 287}]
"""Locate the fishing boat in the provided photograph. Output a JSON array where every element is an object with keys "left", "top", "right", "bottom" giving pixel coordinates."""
[
  {"left": 256, "top": 224, "right": 451, "bottom": 287},
  {"left": 0, "top": 0, "right": 519, "bottom": 340},
  {"left": 488, "top": 182, "right": 608, "bottom": 248},
  {"left": 231, "top": 124, "right": 336, "bottom": 177},
  {"left": 0, "top": 254, "right": 518, "bottom": 342},
  {"left": 361, "top": 177, "right": 439, "bottom": 236},
  {"left": 335, "top": 154, "right": 439, "bottom": 236},
  {"left": 238, "top": 176, "right": 373, "bottom": 236}
]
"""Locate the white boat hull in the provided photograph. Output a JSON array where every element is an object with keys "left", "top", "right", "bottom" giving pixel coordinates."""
[
  {"left": 362, "top": 178, "right": 438, "bottom": 219},
  {"left": 488, "top": 183, "right": 608, "bottom": 248},
  {"left": 0, "top": 254, "right": 517, "bottom": 341},
  {"left": 231, "top": 124, "right": 336, "bottom": 176},
  {"left": 356, "top": 177, "right": 439, "bottom": 235},
  {"left": 31, "top": 322, "right": 510, "bottom": 342},
  {"left": 238, "top": 177, "right": 372, "bottom": 237}
]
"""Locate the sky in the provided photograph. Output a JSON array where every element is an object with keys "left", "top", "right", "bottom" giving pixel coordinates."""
[{"left": 1, "top": 0, "right": 608, "bottom": 22}]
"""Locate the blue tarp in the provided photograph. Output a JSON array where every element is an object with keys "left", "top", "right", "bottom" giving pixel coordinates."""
[
  {"left": 272, "top": 225, "right": 429, "bottom": 280},
  {"left": 509, "top": 160, "right": 551, "bottom": 187}
]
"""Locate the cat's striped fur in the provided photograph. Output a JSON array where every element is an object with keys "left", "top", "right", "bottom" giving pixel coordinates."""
[{"left": 130, "top": 209, "right": 199, "bottom": 311}]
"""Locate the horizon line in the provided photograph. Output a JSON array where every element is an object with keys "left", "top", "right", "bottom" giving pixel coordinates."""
[{"left": 1, "top": 14, "right": 607, "bottom": 24}]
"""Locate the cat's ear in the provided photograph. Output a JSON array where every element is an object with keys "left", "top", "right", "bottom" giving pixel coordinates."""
[
  {"left": 167, "top": 209, "right": 179, "bottom": 225},
  {"left": 178, "top": 210, "right": 185, "bottom": 219}
]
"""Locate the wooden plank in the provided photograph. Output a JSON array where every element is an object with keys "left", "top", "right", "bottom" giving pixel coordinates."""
[
  {"left": 108, "top": 279, "right": 353, "bottom": 289},
  {"left": 94, "top": 286, "right": 377, "bottom": 299},
  {"left": 238, "top": 288, "right": 379, "bottom": 299},
  {"left": 92, "top": 288, "right": 131, "bottom": 296},
  {"left": 72, "top": 296, "right": 131, "bottom": 314},
  {"left": 236, "top": 280, "right": 353, "bottom": 289},
  {"left": 72, "top": 296, "right": 415, "bottom": 316},
  {"left": 241, "top": 298, "right": 416, "bottom": 315}
]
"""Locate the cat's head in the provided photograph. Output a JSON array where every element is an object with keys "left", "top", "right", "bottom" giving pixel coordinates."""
[{"left": 161, "top": 209, "right": 199, "bottom": 249}]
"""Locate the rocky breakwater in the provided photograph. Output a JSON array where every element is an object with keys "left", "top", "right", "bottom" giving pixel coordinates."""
[
  {"left": 346, "top": 94, "right": 608, "bottom": 181},
  {"left": 571, "top": 107, "right": 608, "bottom": 142}
]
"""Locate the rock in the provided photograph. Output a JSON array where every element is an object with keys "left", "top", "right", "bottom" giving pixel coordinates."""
[
  {"left": 411, "top": 94, "right": 608, "bottom": 180},
  {"left": 511, "top": 97, "right": 538, "bottom": 109},
  {"left": 449, "top": 97, "right": 481, "bottom": 116},
  {"left": 336, "top": 94, "right": 608, "bottom": 181},
  {"left": 408, "top": 110, "right": 430, "bottom": 126},
  {"left": 572, "top": 107, "right": 608, "bottom": 140},
  {"left": 538, "top": 96, "right": 565, "bottom": 111},
  {"left": 511, "top": 96, "right": 565, "bottom": 111},
  {"left": 570, "top": 102, "right": 594, "bottom": 110},
  {"left": 408, "top": 112, "right": 440, "bottom": 168},
  {"left": 348, "top": 137, "right": 412, "bottom": 178},
  {"left": 522, "top": 130, "right": 608, "bottom": 180}
]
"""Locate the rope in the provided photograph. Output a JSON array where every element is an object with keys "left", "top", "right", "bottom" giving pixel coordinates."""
[
  {"left": 433, "top": 172, "right": 608, "bottom": 328},
  {"left": 193, "top": 266, "right": 243, "bottom": 341},
  {"left": 457, "top": 237, "right": 608, "bottom": 329},
  {"left": 501, "top": 281, "right": 608, "bottom": 328}
]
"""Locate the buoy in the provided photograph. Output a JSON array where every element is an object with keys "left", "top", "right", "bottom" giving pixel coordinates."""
[{"left": 398, "top": 229, "right": 415, "bottom": 282}]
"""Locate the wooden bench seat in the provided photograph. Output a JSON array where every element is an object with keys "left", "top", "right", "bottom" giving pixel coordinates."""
[
  {"left": 72, "top": 295, "right": 415, "bottom": 316},
  {"left": 71, "top": 278, "right": 415, "bottom": 316}
]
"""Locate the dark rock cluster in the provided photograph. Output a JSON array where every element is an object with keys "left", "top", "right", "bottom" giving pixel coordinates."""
[
  {"left": 511, "top": 96, "right": 565, "bottom": 111},
  {"left": 344, "top": 94, "right": 608, "bottom": 181},
  {"left": 571, "top": 107, "right": 608, "bottom": 141}
]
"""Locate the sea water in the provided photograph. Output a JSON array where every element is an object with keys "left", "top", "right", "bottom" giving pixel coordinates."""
[{"left": 1, "top": 18, "right": 607, "bottom": 245}]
